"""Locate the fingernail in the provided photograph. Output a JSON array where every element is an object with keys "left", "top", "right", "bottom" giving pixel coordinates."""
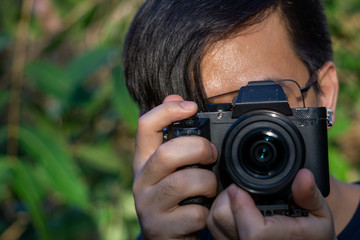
[
  {"left": 228, "top": 184, "right": 238, "bottom": 201},
  {"left": 180, "top": 101, "right": 197, "bottom": 110}
]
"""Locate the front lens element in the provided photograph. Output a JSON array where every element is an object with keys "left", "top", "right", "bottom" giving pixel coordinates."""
[{"left": 240, "top": 130, "right": 287, "bottom": 178}]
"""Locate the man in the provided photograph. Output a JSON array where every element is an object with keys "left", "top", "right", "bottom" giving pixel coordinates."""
[{"left": 123, "top": 0, "right": 360, "bottom": 239}]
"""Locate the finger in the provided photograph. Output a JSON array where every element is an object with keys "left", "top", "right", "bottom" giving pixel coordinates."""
[
  {"left": 139, "top": 203, "right": 209, "bottom": 239},
  {"left": 163, "top": 94, "right": 185, "bottom": 103},
  {"left": 227, "top": 184, "right": 266, "bottom": 238},
  {"left": 207, "top": 189, "right": 237, "bottom": 239},
  {"left": 170, "top": 205, "right": 210, "bottom": 237},
  {"left": 291, "top": 168, "right": 331, "bottom": 218},
  {"left": 228, "top": 185, "right": 297, "bottom": 239},
  {"left": 138, "top": 136, "right": 217, "bottom": 186},
  {"left": 148, "top": 168, "right": 217, "bottom": 209},
  {"left": 228, "top": 173, "right": 335, "bottom": 239},
  {"left": 134, "top": 98, "right": 198, "bottom": 173},
  {"left": 290, "top": 169, "right": 336, "bottom": 239}
]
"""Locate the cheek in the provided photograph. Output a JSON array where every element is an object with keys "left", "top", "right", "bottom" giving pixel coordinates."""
[{"left": 303, "top": 89, "right": 320, "bottom": 107}]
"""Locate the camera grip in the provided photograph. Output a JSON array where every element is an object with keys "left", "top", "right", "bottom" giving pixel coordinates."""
[
  {"left": 166, "top": 117, "right": 215, "bottom": 208},
  {"left": 179, "top": 196, "right": 214, "bottom": 208}
]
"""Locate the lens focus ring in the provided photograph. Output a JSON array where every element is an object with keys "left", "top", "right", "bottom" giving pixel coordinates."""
[{"left": 221, "top": 110, "right": 305, "bottom": 195}]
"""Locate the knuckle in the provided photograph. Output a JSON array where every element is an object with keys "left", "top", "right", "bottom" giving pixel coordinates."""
[
  {"left": 132, "top": 177, "right": 154, "bottom": 218},
  {"left": 190, "top": 207, "right": 207, "bottom": 224},
  {"left": 196, "top": 138, "right": 209, "bottom": 153},
  {"left": 178, "top": 207, "right": 207, "bottom": 234},
  {"left": 137, "top": 114, "right": 149, "bottom": 131},
  {"left": 163, "top": 101, "right": 183, "bottom": 115},
  {"left": 151, "top": 143, "right": 174, "bottom": 169},
  {"left": 132, "top": 178, "right": 142, "bottom": 196},
  {"left": 160, "top": 173, "right": 188, "bottom": 197},
  {"left": 191, "top": 137, "right": 214, "bottom": 162},
  {"left": 132, "top": 182, "right": 146, "bottom": 213},
  {"left": 154, "top": 143, "right": 170, "bottom": 160},
  {"left": 211, "top": 204, "right": 228, "bottom": 224},
  {"left": 140, "top": 218, "right": 162, "bottom": 239}
]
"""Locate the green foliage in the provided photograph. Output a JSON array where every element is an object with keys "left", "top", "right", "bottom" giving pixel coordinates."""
[
  {"left": 18, "top": 126, "right": 89, "bottom": 208},
  {"left": 25, "top": 46, "right": 120, "bottom": 110},
  {"left": 0, "top": 34, "right": 11, "bottom": 52},
  {"left": 112, "top": 66, "right": 139, "bottom": 133},
  {"left": 12, "top": 158, "right": 49, "bottom": 240},
  {"left": 0, "top": 0, "right": 359, "bottom": 239},
  {"left": 325, "top": 0, "right": 360, "bottom": 182},
  {"left": 0, "top": 0, "right": 141, "bottom": 239}
]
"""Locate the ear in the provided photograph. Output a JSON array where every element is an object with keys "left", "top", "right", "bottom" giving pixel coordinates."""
[{"left": 316, "top": 61, "right": 339, "bottom": 125}]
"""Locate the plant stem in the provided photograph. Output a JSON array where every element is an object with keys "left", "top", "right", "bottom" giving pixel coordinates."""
[{"left": 7, "top": 0, "right": 34, "bottom": 158}]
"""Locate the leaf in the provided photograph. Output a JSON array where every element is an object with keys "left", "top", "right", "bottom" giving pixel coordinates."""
[
  {"left": 328, "top": 147, "right": 354, "bottom": 182},
  {"left": 0, "top": 157, "right": 10, "bottom": 182},
  {"left": 0, "top": 33, "right": 11, "bottom": 52},
  {"left": 11, "top": 159, "right": 49, "bottom": 240},
  {"left": 67, "top": 47, "right": 120, "bottom": 85},
  {"left": 0, "top": 89, "right": 9, "bottom": 112},
  {"left": 0, "top": 156, "right": 11, "bottom": 202},
  {"left": 0, "top": 125, "right": 6, "bottom": 146},
  {"left": 18, "top": 126, "right": 89, "bottom": 209},
  {"left": 81, "top": 80, "right": 110, "bottom": 117},
  {"left": 327, "top": 104, "right": 351, "bottom": 139},
  {"left": 75, "top": 143, "right": 121, "bottom": 173},
  {"left": 111, "top": 66, "right": 139, "bottom": 133},
  {"left": 25, "top": 61, "right": 73, "bottom": 103}
]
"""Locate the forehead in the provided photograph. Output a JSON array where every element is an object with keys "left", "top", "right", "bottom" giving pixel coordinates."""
[{"left": 201, "top": 12, "right": 309, "bottom": 103}]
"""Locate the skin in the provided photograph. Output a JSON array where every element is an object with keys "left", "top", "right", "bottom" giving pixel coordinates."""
[{"left": 132, "top": 11, "right": 360, "bottom": 239}]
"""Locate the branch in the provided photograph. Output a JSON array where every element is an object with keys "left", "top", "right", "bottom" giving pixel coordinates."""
[{"left": 7, "top": 0, "right": 35, "bottom": 158}]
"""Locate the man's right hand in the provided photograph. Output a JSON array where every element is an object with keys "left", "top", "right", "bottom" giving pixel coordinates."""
[{"left": 132, "top": 95, "right": 218, "bottom": 239}]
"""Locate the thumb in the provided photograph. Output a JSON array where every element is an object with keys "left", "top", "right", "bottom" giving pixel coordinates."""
[{"left": 291, "top": 168, "right": 331, "bottom": 218}]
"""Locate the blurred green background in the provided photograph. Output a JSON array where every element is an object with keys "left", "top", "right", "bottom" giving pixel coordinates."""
[{"left": 0, "top": 0, "right": 359, "bottom": 239}]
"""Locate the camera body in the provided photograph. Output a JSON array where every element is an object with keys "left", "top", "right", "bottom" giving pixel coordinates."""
[{"left": 166, "top": 81, "right": 331, "bottom": 216}]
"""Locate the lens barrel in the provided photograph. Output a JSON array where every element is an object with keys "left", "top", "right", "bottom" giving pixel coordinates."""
[{"left": 221, "top": 110, "right": 305, "bottom": 195}]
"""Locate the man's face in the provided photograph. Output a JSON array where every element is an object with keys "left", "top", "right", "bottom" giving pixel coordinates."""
[{"left": 201, "top": 12, "right": 318, "bottom": 107}]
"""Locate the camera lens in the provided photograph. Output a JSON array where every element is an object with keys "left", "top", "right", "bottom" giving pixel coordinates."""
[
  {"left": 220, "top": 111, "right": 304, "bottom": 195},
  {"left": 253, "top": 141, "right": 274, "bottom": 163},
  {"left": 240, "top": 130, "right": 287, "bottom": 178}
]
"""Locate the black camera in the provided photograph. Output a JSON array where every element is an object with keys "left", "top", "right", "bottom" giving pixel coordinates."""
[{"left": 166, "top": 81, "right": 332, "bottom": 217}]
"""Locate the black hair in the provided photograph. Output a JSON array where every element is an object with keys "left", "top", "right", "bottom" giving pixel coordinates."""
[{"left": 123, "top": 0, "right": 332, "bottom": 113}]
